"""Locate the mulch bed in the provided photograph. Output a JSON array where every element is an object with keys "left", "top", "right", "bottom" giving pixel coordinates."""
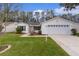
[{"left": 0, "top": 45, "right": 8, "bottom": 52}]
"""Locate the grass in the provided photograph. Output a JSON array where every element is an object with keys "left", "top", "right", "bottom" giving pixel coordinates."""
[
  {"left": 0, "top": 33, "right": 69, "bottom": 56},
  {"left": 76, "top": 33, "right": 79, "bottom": 36}
]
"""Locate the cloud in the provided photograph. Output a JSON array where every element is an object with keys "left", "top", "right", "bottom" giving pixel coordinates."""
[
  {"left": 70, "top": 6, "right": 79, "bottom": 15},
  {"left": 54, "top": 6, "right": 79, "bottom": 15},
  {"left": 54, "top": 7, "right": 68, "bottom": 15}
]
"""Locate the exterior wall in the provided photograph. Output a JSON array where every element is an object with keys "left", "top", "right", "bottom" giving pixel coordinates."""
[
  {"left": 2, "top": 22, "right": 17, "bottom": 32},
  {"left": 41, "top": 17, "right": 79, "bottom": 35},
  {"left": 17, "top": 23, "right": 29, "bottom": 34},
  {"left": 71, "top": 23, "right": 79, "bottom": 33},
  {"left": 2, "top": 22, "right": 29, "bottom": 34},
  {"left": 29, "top": 26, "right": 34, "bottom": 33}
]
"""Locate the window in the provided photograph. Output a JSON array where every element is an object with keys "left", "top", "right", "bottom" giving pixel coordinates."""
[
  {"left": 67, "top": 25, "right": 69, "bottom": 27},
  {"left": 18, "top": 26, "right": 26, "bottom": 31},
  {"left": 34, "top": 26, "right": 41, "bottom": 30},
  {"left": 48, "top": 25, "right": 50, "bottom": 27}
]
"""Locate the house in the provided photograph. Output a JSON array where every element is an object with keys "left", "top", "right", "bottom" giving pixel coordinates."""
[
  {"left": 2, "top": 22, "right": 29, "bottom": 34},
  {"left": 17, "top": 22, "right": 29, "bottom": 34},
  {"left": 2, "top": 17, "right": 79, "bottom": 35},
  {"left": 26, "top": 21, "right": 41, "bottom": 34},
  {"left": 41, "top": 17, "right": 79, "bottom": 35},
  {"left": 2, "top": 22, "right": 41, "bottom": 35}
]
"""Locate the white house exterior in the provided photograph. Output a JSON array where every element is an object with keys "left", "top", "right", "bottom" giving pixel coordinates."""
[
  {"left": 17, "top": 22, "right": 29, "bottom": 34},
  {"left": 1, "top": 17, "right": 79, "bottom": 35},
  {"left": 2, "top": 22, "right": 17, "bottom": 32},
  {"left": 2, "top": 22, "right": 29, "bottom": 34},
  {"left": 41, "top": 17, "right": 79, "bottom": 35}
]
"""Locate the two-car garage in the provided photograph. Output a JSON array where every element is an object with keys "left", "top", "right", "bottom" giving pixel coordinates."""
[
  {"left": 41, "top": 17, "right": 73, "bottom": 35},
  {"left": 45, "top": 24, "right": 70, "bottom": 34}
]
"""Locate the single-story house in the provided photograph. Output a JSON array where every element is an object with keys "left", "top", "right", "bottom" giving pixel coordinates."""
[
  {"left": 28, "top": 22, "right": 41, "bottom": 34},
  {"left": 2, "top": 22, "right": 29, "bottom": 34},
  {"left": 41, "top": 17, "right": 79, "bottom": 35},
  {"left": 1, "top": 17, "right": 79, "bottom": 35},
  {"left": 2, "top": 22, "right": 41, "bottom": 34}
]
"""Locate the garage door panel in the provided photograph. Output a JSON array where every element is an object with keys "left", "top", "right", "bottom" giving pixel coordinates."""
[{"left": 46, "top": 26, "right": 71, "bottom": 34}]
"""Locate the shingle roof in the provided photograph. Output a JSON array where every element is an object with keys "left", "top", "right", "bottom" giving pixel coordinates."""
[
  {"left": 27, "top": 21, "right": 41, "bottom": 26},
  {"left": 41, "top": 16, "right": 79, "bottom": 24}
]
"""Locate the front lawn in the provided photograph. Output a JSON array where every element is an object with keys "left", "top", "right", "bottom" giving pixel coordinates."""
[
  {"left": 76, "top": 33, "right": 79, "bottom": 36},
  {"left": 0, "top": 33, "right": 69, "bottom": 56}
]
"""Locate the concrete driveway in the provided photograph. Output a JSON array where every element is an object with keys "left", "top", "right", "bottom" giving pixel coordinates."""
[{"left": 49, "top": 35, "right": 79, "bottom": 56}]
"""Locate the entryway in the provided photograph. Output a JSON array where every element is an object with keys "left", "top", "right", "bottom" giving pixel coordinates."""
[{"left": 29, "top": 25, "right": 41, "bottom": 35}]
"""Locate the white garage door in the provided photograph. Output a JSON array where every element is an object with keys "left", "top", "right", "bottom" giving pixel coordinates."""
[{"left": 45, "top": 25, "right": 71, "bottom": 34}]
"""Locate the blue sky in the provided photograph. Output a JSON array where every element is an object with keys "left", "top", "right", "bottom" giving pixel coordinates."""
[
  {"left": 17, "top": 3, "right": 79, "bottom": 15},
  {"left": 20, "top": 3, "right": 60, "bottom": 11}
]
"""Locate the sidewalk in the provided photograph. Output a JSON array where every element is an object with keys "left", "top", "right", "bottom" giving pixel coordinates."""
[{"left": 20, "top": 34, "right": 46, "bottom": 37}]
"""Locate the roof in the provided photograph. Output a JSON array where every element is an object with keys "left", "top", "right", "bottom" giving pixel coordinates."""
[
  {"left": 41, "top": 16, "right": 79, "bottom": 25},
  {"left": 27, "top": 22, "right": 41, "bottom": 26},
  {"left": 17, "top": 22, "right": 28, "bottom": 26}
]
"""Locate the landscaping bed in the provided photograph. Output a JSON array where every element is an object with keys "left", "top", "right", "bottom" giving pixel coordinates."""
[
  {"left": 0, "top": 44, "right": 11, "bottom": 54},
  {"left": 0, "top": 45, "right": 8, "bottom": 51}
]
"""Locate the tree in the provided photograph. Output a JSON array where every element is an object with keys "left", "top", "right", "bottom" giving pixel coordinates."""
[
  {"left": 60, "top": 3, "right": 79, "bottom": 22},
  {"left": 73, "top": 14, "right": 79, "bottom": 22},
  {"left": 62, "top": 13, "right": 73, "bottom": 21},
  {"left": 60, "top": 3, "right": 79, "bottom": 10},
  {"left": 19, "top": 11, "right": 27, "bottom": 22},
  {"left": 34, "top": 12, "right": 40, "bottom": 22},
  {"left": 0, "top": 3, "right": 22, "bottom": 32},
  {"left": 46, "top": 9, "right": 54, "bottom": 20},
  {"left": 27, "top": 12, "right": 33, "bottom": 22}
]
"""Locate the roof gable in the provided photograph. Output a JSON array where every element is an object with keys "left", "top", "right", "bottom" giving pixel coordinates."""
[{"left": 41, "top": 17, "right": 79, "bottom": 25}]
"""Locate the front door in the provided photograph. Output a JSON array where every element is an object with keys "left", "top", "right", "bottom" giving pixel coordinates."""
[{"left": 30, "top": 26, "right": 41, "bottom": 34}]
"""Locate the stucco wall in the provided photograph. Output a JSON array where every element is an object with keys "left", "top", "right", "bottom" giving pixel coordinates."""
[
  {"left": 17, "top": 23, "right": 29, "bottom": 34},
  {"left": 2, "top": 22, "right": 17, "bottom": 32},
  {"left": 71, "top": 23, "right": 79, "bottom": 33},
  {"left": 41, "top": 17, "right": 79, "bottom": 34},
  {"left": 2, "top": 22, "right": 29, "bottom": 34}
]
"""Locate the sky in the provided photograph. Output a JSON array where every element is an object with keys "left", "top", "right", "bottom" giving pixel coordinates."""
[
  {"left": 20, "top": 3, "right": 60, "bottom": 11},
  {"left": 18, "top": 3, "right": 79, "bottom": 15}
]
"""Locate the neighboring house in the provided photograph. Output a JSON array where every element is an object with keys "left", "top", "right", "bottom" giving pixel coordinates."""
[
  {"left": 41, "top": 17, "right": 79, "bottom": 35},
  {"left": 2, "top": 17, "right": 79, "bottom": 35}
]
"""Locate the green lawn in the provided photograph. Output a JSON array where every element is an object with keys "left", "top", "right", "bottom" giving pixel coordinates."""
[
  {"left": 0, "top": 33, "right": 69, "bottom": 56},
  {"left": 76, "top": 33, "right": 79, "bottom": 36}
]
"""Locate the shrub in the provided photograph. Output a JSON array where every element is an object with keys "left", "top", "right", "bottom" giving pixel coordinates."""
[
  {"left": 71, "top": 29, "right": 77, "bottom": 35},
  {"left": 16, "top": 26, "right": 22, "bottom": 34}
]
